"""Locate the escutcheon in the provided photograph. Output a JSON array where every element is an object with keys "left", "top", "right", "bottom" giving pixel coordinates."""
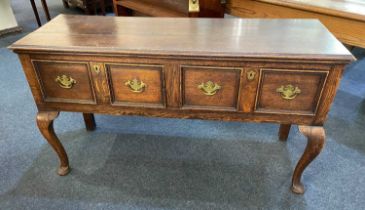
[
  {"left": 247, "top": 70, "right": 256, "bottom": 81},
  {"left": 189, "top": 0, "right": 200, "bottom": 12},
  {"left": 276, "top": 84, "right": 301, "bottom": 100}
]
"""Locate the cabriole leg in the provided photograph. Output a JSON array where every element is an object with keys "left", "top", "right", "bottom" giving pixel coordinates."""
[
  {"left": 292, "top": 125, "right": 325, "bottom": 194},
  {"left": 36, "top": 111, "right": 70, "bottom": 176}
]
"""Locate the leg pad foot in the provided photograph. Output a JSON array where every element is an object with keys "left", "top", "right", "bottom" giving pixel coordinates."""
[
  {"left": 291, "top": 183, "right": 305, "bottom": 194},
  {"left": 57, "top": 165, "right": 71, "bottom": 176}
]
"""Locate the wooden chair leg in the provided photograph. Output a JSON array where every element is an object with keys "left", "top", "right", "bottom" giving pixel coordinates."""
[
  {"left": 30, "top": 0, "right": 42, "bottom": 27},
  {"left": 62, "top": 0, "right": 70, "bottom": 8},
  {"left": 36, "top": 111, "right": 70, "bottom": 176},
  {"left": 278, "top": 124, "right": 291, "bottom": 141},
  {"left": 83, "top": 113, "right": 96, "bottom": 131},
  {"left": 41, "top": 0, "right": 51, "bottom": 21},
  {"left": 292, "top": 125, "right": 325, "bottom": 194},
  {"left": 100, "top": 0, "right": 106, "bottom": 15}
]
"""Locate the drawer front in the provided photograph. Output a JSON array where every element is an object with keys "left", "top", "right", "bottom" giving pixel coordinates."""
[
  {"left": 182, "top": 66, "right": 241, "bottom": 111},
  {"left": 255, "top": 69, "right": 328, "bottom": 115},
  {"left": 33, "top": 60, "right": 96, "bottom": 104},
  {"left": 106, "top": 64, "right": 165, "bottom": 107}
]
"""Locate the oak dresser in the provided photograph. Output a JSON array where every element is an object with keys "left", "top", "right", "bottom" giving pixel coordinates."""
[{"left": 9, "top": 15, "right": 354, "bottom": 194}]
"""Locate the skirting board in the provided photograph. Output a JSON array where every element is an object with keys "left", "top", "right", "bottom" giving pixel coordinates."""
[{"left": 0, "top": 26, "right": 22, "bottom": 37}]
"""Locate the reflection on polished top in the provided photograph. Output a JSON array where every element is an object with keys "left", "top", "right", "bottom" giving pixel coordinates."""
[{"left": 10, "top": 14, "right": 354, "bottom": 61}]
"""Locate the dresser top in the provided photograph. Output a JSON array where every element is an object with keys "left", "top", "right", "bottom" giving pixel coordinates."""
[{"left": 10, "top": 14, "right": 354, "bottom": 62}]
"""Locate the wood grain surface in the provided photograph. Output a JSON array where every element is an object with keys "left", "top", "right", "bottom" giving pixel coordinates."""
[
  {"left": 226, "top": 0, "right": 365, "bottom": 48},
  {"left": 9, "top": 15, "right": 353, "bottom": 61}
]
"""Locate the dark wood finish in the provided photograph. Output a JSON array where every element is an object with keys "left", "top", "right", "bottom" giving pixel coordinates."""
[
  {"left": 36, "top": 111, "right": 70, "bottom": 175},
  {"left": 30, "top": 0, "right": 42, "bottom": 27},
  {"left": 293, "top": 125, "right": 325, "bottom": 194},
  {"left": 30, "top": 0, "right": 51, "bottom": 27},
  {"left": 41, "top": 0, "right": 51, "bottom": 21},
  {"left": 113, "top": 0, "right": 225, "bottom": 17},
  {"left": 256, "top": 69, "right": 328, "bottom": 115},
  {"left": 278, "top": 124, "right": 291, "bottom": 141},
  {"left": 32, "top": 60, "right": 96, "bottom": 104},
  {"left": 12, "top": 15, "right": 354, "bottom": 62},
  {"left": 106, "top": 64, "right": 165, "bottom": 107},
  {"left": 182, "top": 66, "right": 241, "bottom": 111},
  {"left": 64, "top": 0, "right": 109, "bottom": 15},
  {"left": 83, "top": 113, "right": 96, "bottom": 131},
  {"left": 10, "top": 15, "right": 354, "bottom": 194}
]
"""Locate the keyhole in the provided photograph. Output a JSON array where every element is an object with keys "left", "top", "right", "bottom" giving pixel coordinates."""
[{"left": 247, "top": 70, "right": 256, "bottom": 81}]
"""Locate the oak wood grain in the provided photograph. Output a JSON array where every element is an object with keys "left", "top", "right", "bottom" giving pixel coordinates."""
[
  {"left": 255, "top": 69, "right": 328, "bottom": 115},
  {"left": 9, "top": 15, "right": 354, "bottom": 61},
  {"left": 36, "top": 111, "right": 70, "bottom": 176},
  {"left": 11, "top": 16, "right": 354, "bottom": 194},
  {"left": 106, "top": 64, "right": 165, "bottom": 107},
  {"left": 257, "top": 0, "right": 365, "bottom": 21},
  {"left": 226, "top": 0, "right": 365, "bottom": 48},
  {"left": 182, "top": 66, "right": 241, "bottom": 111},
  {"left": 33, "top": 60, "right": 96, "bottom": 104},
  {"left": 293, "top": 125, "right": 325, "bottom": 194}
]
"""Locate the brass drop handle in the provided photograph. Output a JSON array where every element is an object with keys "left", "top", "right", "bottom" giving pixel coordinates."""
[
  {"left": 125, "top": 79, "right": 147, "bottom": 93},
  {"left": 198, "top": 81, "right": 221, "bottom": 96},
  {"left": 55, "top": 75, "right": 76, "bottom": 89},
  {"left": 276, "top": 84, "right": 301, "bottom": 100}
]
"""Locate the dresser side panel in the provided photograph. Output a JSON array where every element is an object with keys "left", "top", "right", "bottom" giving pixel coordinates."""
[
  {"left": 313, "top": 64, "right": 346, "bottom": 125},
  {"left": 17, "top": 53, "right": 44, "bottom": 109}
]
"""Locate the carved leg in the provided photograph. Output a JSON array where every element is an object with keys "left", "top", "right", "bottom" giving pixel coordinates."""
[
  {"left": 36, "top": 111, "right": 70, "bottom": 176},
  {"left": 292, "top": 125, "right": 325, "bottom": 194},
  {"left": 82, "top": 113, "right": 96, "bottom": 131},
  {"left": 279, "top": 124, "right": 291, "bottom": 141}
]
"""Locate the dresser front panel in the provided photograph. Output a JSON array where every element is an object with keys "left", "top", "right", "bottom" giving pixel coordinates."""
[
  {"left": 24, "top": 54, "right": 346, "bottom": 125},
  {"left": 255, "top": 69, "right": 329, "bottom": 115},
  {"left": 32, "top": 60, "right": 96, "bottom": 104},
  {"left": 181, "top": 66, "right": 241, "bottom": 111},
  {"left": 105, "top": 63, "right": 165, "bottom": 108}
]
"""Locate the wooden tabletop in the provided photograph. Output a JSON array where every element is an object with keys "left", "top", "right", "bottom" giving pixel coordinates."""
[{"left": 10, "top": 15, "right": 354, "bottom": 61}]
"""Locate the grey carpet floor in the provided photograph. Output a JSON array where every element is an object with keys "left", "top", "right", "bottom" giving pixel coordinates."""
[{"left": 1, "top": 1, "right": 365, "bottom": 209}]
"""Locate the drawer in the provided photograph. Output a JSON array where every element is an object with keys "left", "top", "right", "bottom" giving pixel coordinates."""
[
  {"left": 105, "top": 64, "right": 165, "bottom": 107},
  {"left": 255, "top": 69, "right": 328, "bottom": 115},
  {"left": 32, "top": 60, "right": 96, "bottom": 104},
  {"left": 182, "top": 66, "right": 241, "bottom": 111}
]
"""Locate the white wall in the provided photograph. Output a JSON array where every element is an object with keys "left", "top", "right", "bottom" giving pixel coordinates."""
[{"left": 0, "top": 0, "right": 18, "bottom": 31}]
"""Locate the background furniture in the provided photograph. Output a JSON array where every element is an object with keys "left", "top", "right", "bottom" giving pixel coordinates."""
[
  {"left": 113, "top": 0, "right": 226, "bottom": 17},
  {"left": 10, "top": 15, "right": 353, "bottom": 194},
  {"left": 30, "top": 0, "right": 51, "bottom": 26},
  {"left": 226, "top": 0, "right": 365, "bottom": 48},
  {"left": 63, "top": 0, "right": 111, "bottom": 15},
  {"left": 0, "top": 0, "right": 21, "bottom": 36}
]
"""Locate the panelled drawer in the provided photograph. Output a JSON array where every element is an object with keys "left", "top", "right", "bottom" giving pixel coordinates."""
[
  {"left": 182, "top": 66, "right": 241, "bottom": 111},
  {"left": 105, "top": 63, "right": 165, "bottom": 107},
  {"left": 255, "top": 69, "right": 329, "bottom": 115},
  {"left": 32, "top": 60, "right": 96, "bottom": 104}
]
